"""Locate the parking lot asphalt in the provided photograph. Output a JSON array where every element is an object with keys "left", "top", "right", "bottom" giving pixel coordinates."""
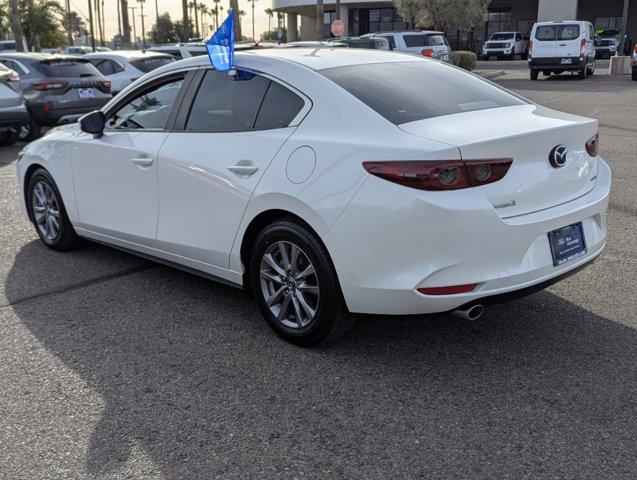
[{"left": 1, "top": 62, "right": 635, "bottom": 479}]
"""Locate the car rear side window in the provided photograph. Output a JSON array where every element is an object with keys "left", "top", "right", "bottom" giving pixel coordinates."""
[
  {"left": 130, "top": 56, "right": 175, "bottom": 73},
  {"left": 321, "top": 61, "right": 526, "bottom": 125},
  {"left": 535, "top": 24, "right": 580, "bottom": 41},
  {"left": 254, "top": 81, "right": 304, "bottom": 130},
  {"left": 403, "top": 35, "right": 429, "bottom": 47},
  {"left": 186, "top": 70, "right": 270, "bottom": 133},
  {"left": 37, "top": 59, "right": 101, "bottom": 77}
]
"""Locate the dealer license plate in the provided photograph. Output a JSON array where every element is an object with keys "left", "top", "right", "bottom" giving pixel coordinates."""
[
  {"left": 548, "top": 222, "right": 586, "bottom": 266},
  {"left": 78, "top": 88, "right": 94, "bottom": 99}
]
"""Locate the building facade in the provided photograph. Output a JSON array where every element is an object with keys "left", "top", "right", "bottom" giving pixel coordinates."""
[{"left": 274, "top": 0, "right": 635, "bottom": 51}]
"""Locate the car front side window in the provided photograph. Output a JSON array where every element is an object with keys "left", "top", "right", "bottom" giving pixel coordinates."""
[{"left": 106, "top": 76, "right": 184, "bottom": 130}]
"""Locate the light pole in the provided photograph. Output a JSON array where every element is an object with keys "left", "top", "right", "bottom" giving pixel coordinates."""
[
  {"left": 129, "top": 6, "right": 138, "bottom": 48},
  {"left": 249, "top": 0, "right": 257, "bottom": 42},
  {"left": 618, "top": 0, "right": 630, "bottom": 56},
  {"left": 87, "top": 0, "right": 96, "bottom": 51}
]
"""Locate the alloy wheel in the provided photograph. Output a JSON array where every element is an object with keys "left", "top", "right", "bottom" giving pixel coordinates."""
[
  {"left": 259, "top": 241, "right": 320, "bottom": 329},
  {"left": 32, "top": 180, "right": 61, "bottom": 240}
]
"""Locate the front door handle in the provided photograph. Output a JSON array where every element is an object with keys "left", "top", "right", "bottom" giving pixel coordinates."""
[
  {"left": 131, "top": 157, "right": 153, "bottom": 167},
  {"left": 227, "top": 161, "right": 258, "bottom": 176}
]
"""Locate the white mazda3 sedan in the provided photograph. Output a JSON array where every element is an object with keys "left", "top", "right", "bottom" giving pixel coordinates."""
[{"left": 16, "top": 49, "right": 610, "bottom": 346}]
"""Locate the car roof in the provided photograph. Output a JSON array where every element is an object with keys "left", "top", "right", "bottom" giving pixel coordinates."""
[
  {"left": 376, "top": 30, "right": 444, "bottom": 35},
  {"left": 0, "top": 52, "right": 53, "bottom": 61},
  {"left": 85, "top": 50, "right": 171, "bottom": 60},
  {"left": 156, "top": 48, "right": 421, "bottom": 74},
  {"left": 534, "top": 20, "right": 588, "bottom": 26}
]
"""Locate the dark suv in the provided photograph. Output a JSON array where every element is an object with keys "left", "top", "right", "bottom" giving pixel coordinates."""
[{"left": 0, "top": 53, "right": 111, "bottom": 140}]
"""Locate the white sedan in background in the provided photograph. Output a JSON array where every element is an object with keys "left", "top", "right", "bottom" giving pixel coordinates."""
[
  {"left": 85, "top": 51, "right": 175, "bottom": 94},
  {"left": 16, "top": 49, "right": 610, "bottom": 346}
]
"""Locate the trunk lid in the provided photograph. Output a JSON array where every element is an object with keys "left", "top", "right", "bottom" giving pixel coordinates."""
[{"left": 399, "top": 104, "right": 599, "bottom": 218}]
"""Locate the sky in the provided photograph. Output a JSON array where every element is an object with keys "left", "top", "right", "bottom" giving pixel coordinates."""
[{"left": 69, "top": 0, "right": 275, "bottom": 43}]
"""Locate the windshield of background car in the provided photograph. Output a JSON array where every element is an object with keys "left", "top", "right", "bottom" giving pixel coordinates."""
[
  {"left": 403, "top": 34, "right": 449, "bottom": 47},
  {"left": 321, "top": 61, "right": 526, "bottom": 125},
  {"left": 490, "top": 33, "right": 514, "bottom": 41},
  {"left": 36, "top": 59, "right": 101, "bottom": 77},
  {"left": 534, "top": 24, "right": 580, "bottom": 41},
  {"left": 130, "top": 56, "right": 175, "bottom": 73}
]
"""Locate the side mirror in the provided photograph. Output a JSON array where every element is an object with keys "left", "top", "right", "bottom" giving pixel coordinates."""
[{"left": 79, "top": 110, "right": 105, "bottom": 137}]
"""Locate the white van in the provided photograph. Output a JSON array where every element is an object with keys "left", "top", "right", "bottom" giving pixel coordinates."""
[{"left": 528, "top": 20, "right": 595, "bottom": 80}]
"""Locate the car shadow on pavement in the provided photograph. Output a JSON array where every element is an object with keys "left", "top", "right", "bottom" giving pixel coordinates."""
[{"left": 5, "top": 241, "right": 636, "bottom": 479}]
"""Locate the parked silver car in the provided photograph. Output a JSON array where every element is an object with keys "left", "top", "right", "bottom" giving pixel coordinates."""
[
  {"left": 365, "top": 31, "right": 451, "bottom": 61},
  {"left": 0, "top": 62, "right": 27, "bottom": 145},
  {"left": 0, "top": 53, "right": 111, "bottom": 140}
]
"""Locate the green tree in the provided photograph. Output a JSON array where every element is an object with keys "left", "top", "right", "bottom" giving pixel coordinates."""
[
  {"left": 396, "top": 0, "right": 489, "bottom": 31},
  {"left": 67, "top": 11, "right": 87, "bottom": 39},
  {"left": 20, "top": 0, "right": 66, "bottom": 50},
  {"left": 150, "top": 12, "right": 178, "bottom": 43}
]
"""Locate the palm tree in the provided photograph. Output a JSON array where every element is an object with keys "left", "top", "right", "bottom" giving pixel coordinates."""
[
  {"left": 181, "top": 0, "right": 189, "bottom": 40},
  {"left": 315, "top": 0, "right": 323, "bottom": 40},
  {"left": 188, "top": 1, "right": 199, "bottom": 37},
  {"left": 213, "top": 0, "right": 220, "bottom": 28},
  {"left": 230, "top": 0, "right": 241, "bottom": 39},
  {"left": 8, "top": 0, "right": 23, "bottom": 52},
  {"left": 199, "top": 4, "right": 209, "bottom": 36},
  {"left": 247, "top": 0, "right": 257, "bottom": 42},
  {"left": 265, "top": 7, "right": 273, "bottom": 32}
]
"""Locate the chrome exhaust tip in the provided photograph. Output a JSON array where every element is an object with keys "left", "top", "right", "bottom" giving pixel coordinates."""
[{"left": 452, "top": 304, "right": 485, "bottom": 321}]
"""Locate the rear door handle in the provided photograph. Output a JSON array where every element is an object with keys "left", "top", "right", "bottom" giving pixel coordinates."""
[
  {"left": 131, "top": 157, "right": 153, "bottom": 167},
  {"left": 227, "top": 161, "right": 258, "bottom": 176}
]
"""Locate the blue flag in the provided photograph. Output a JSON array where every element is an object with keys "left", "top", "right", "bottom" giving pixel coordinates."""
[{"left": 206, "top": 10, "right": 235, "bottom": 72}]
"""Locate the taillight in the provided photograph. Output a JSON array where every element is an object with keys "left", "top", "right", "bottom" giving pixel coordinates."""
[
  {"left": 580, "top": 38, "right": 586, "bottom": 58},
  {"left": 362, "top": 159, "right": 512, "bottom": 191},
  {"left": 32, "top": 81, "right": 68, "bottom": 90},
  {"left": 528, "top": 40, "right": 532, "bottom": 58},
  {"left": 421, "top": 48, "right": 434, "bottom": 58},
  {"left": 585, "top": 133, "right": 599, "bottom": 157},
  {"left": 418, "top": 284, "right": 477, "bottom": 295}
]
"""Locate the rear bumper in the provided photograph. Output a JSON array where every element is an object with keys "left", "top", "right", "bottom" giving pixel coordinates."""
[
  {"left": 529, "top": 57, "right": 587, "bottom": 70},
  {"left": 0, "top": 104, "right": 28, "bottom": 127},
  {"left": 28, "top": 99, "right": 109, "bottom": 126},
  {"left": 329, "top": 159, "right": 611, "bottom": 315}
]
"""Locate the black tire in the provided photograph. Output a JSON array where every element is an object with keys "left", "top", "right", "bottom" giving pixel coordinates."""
[
  {"left": 578, "top": 66, "right": 587, "bottom": 79},
  {"left": 587, "top": 60, "right": 596, "bottom": 76},
  {"left": 19, "top": 113, "right": 42, "bottom": 142},
  {"left": 250, "top": 218, "right": 353, "bottom": 347},
  {"left": 26, "top": 168, "right": 80, "bottom": 251},
  {"left": 632, "top": 68, "right": 637, "bottom": 81},
  {"left": 0, "top": 128, "right": 20, "bottom": 146},
  {"left": 530, "top": 68, "right": 539, "bottom": 80}
]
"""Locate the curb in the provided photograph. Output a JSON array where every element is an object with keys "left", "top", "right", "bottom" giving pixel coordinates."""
[{"left": 477, "top": 70, "right": 506, "bottom": 79}]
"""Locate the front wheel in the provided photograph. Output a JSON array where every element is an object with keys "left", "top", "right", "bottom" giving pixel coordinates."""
[
  {"left": 27, "top": 168, "right": 80, "bottom": 251},
  {"left": 0, "top": 128, "right": 19, "bottom": 146},
  {"left": 250, "top": 219, "right": 353, "bottom": 346}
]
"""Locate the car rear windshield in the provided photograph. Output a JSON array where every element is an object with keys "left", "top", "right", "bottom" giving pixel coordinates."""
[
  {"left": 130, "top": 56, "right": 175, "bottom": 73},
  {"left": 490, "top": 33, "right": 514, "bottom": 40},
  {"left": 36, "top": 59, "right": 101, "bottom": 77},
  {"left": 321, "top": 61, "right": 526, "bottom": 125},
  {"left": 403, "top": 34, "right": 449, "bottom": 47},
  {"left": 535, "top": 24, "right": 580, "bottom": 41}
]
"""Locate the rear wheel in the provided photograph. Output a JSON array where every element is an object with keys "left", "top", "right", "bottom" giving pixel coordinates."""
[
  {"left": 530, "top": 68, "right": 539, "bottom": 80},
  {"left": 578, "top": 66, "right": 587, "bottom": 79},
  {"left": 587, "top": 60, "right": 596, "bottom": 75},
  {"left": 19, "top": 113, "right": 42, "bottom": 142},
  {"left": 0, "top": 128, "right": 19, "bottom": 146},
  {"left": 632, "top": 67, "right": 637, "bottom": 81},
  {"left": 26, "top": 168, "right": 80, "bottom": 251},
  {"left": 250, "top": 219, "right": 353, "bottom": 346}
]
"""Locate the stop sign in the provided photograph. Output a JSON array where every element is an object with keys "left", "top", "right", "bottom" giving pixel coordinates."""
[{"left": 331, "top": 19, "right": 345, "bottom": 37}]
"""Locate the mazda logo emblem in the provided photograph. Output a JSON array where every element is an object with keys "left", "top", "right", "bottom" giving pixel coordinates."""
[{"left": 549, "top": 145, "right": 568, "bottom": 168}]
